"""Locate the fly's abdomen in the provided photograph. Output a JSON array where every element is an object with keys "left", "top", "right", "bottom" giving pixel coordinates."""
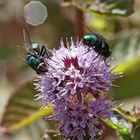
[{"left": 26, "top": 55, "right": 41, "bottom": 70}]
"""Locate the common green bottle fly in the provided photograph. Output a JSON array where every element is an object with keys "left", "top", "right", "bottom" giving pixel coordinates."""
[
  {"left": 82, "top": 24, "right": 112, "bottom": 62},
  {"left": 83, "top": 33, "right": 111, "bottom": 61},
  {"left": 17, "top": 29, "right": 48, "bottom": 74}
]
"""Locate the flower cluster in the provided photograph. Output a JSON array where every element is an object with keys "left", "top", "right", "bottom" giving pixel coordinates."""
[{"left": 35, "top": 39, "right": 118, "bottom": 140}]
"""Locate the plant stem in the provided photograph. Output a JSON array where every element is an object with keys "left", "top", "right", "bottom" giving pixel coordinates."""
[{"left": 74, "top": 8, "right": 84, "bottom": 40}]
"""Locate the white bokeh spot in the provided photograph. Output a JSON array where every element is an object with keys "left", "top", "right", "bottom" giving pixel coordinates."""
[{"left": 23, "top": 1, "right": 48, "bottom": 26}]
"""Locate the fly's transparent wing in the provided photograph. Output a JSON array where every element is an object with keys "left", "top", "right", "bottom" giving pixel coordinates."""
[
  {"left": 83, "top": 23, "right": 104, "bottom": 37},
  {"left": 17, "top": 45, "right": 28, "bottom": 61},
  {"left": 83, "top": 23, "right": 94, "bottom": 33},
  {"left": 23, "top": 29, "right": 36, "bottom": 55},
  {"left": 23, "top": 29, "right": 32, "bottom": 49}
]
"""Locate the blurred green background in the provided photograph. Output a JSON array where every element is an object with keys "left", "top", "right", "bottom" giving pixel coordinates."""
[{"left": 0, "top": 0, "right": 140, "bottom": 140}]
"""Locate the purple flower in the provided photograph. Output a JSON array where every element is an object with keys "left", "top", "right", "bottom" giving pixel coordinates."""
[
  {"left": 34, "top": 38, "right": 120, "bottom": 140},
  {"left": 54, "top": 98, "right": 113, "bottom": 140},
  {"left": 35, "top": 39, "right": 116, "bottom": 103}
]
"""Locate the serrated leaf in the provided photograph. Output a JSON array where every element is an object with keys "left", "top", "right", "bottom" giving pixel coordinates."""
[
  {"left": 0, "top": 81, "right": 53, "bottom": 131},
  {"left": 70, "top": 0, "right": 134, "bottom": 16}
]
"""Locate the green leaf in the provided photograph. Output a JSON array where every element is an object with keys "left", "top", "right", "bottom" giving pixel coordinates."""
[
  {"left": 1, "top": 81, "right": 53, "bottom": 131},
  {"left": 9, "top": 106, "right": 53, "bottom": 131},
  {"left": 119, "top": 134, "right": 133, "bottom": 140},
  {"left": 104, "top": 112, "right": 130, "bottom": 135},
  {"left": 112, "top": 31, "right": 140, "bottom": 74},
  {"left": 103, "top": 108, "right": 134, "bottom": 140},
  {"left": 111, "top": 31, "right": 140, "bottom": 99},
  {"left": 71, "top": 0, "right": 134, "bottom": 16},
  {"left": 114, "top": 108, "right": 137, "bottom": 123}
]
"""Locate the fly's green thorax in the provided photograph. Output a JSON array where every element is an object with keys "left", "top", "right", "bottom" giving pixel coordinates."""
[
  {"left": 27, "top": 43, "right": 40, "bottom": 55},
  {"left": 83, "top": 34, "right": 98, "bottom": 47}
]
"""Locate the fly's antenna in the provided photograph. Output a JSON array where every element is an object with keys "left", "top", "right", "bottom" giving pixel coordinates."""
[{"left": 23, "top": 28, "right": 32, "bottom": 46}]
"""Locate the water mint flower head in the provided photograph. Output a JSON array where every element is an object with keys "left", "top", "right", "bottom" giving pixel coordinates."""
[
  {"left": 35, "top": 39, "right": 116, "bottom": 104},
  {"left": 34, "top": 38, "right": 119, "bottom": 140}
]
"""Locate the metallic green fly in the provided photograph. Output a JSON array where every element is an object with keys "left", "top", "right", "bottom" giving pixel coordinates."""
[{"left": 17, "top": 29, "right": 48, "bottom": 74}]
